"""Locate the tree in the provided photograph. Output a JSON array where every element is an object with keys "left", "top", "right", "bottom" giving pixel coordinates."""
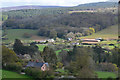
[
  {"left": 66, "top": 32, "right": 75, "bottom": 39},
  {"left": 87, "top": 27, "right": 95, "bottom": 35},
  {"left": 42, "top": 47, "right": 57, "bottom": 68},
  {"left": 93, "top": 24, "right": 101, "bottom": 32},
  {"left": 49, "top": 30, "right": 57, "bottom": 39},
  {"left": 68, "top": 47, "right": 95, "bottom": 78},
  {"left": 25, "top": 67, "right": 55, "bottom": 78},
  {"left": 56, "top": 62, "right": 63, "bottom": 69},
  {"left": 93, "top": 45, "right": 105, "bottom": 63},
  {"left": 23, "top": 33, "right": 32, "bottom": 38},
  {"left": 111, "top": 48, "right": 120, "bottom": 67},
  {"left": 13, "top": 39, "right": 39, "bottom": 56},
  {"left": 2, "top": 46, "right": 18, "bottom": 66},
  {"left": 13, "top": 39, "right": 24, "bottom": 55},
  {"left": 75, "top": 32, "right": 82, "bottom": 37},
  {"left": 58, "top": 50, "right": 70, "bottom": 66},
  {"left": 2, "top": 15, "right": 8, "bottom": 21}
]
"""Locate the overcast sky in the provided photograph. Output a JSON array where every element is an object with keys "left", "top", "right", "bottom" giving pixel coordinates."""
[{"left": 0, "top": 0, "right": 111, "bottom": 8}]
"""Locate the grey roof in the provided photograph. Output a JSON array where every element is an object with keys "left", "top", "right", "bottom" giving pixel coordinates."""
[{"left": 26, "top": 61, "right": 44, "bottom": 68}]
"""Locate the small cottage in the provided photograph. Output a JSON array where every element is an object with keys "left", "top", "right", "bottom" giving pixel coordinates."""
[{"left": 26, "top": 61, "right": 49, "bottom": 71}]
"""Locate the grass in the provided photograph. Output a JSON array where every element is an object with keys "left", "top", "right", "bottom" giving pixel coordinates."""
[
  {"left": 55, "top": 69, "right": 68, "bottom": 74},
  {"left": 56, "top": 49, "right": 71, "bottom": 55},
  {"left": 1, "top": 70, "right": 32, "bottom": 79},
  {"left": 102, "top": 45, "right": 115, "bottom": 50},
  {"left": 80, "top": 25, "right": 118, "bottom": 39},
  {"left": 96, "top": 71, "right": 117, "bottom": 78},
  {"left": 3, "top": 29, "right": 47, "bottom": 43},
  {"left": 36, "top": 44, "right": 46, "bottom": 51}
]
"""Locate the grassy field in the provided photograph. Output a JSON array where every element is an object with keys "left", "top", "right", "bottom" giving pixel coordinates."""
[
  {"left": 36, "top": 44, "right": 70, "bottom": 54},
  {"left": 1, "top": 70, "right": 32, "bottom": 79},
  {"left": 3, "top": 29, "right": 47, "bottom": 43},
  {"left": 36, "top": 44, "right": 46, "bottom": 51},
  {"left": 96, "top": 71, "right": 117, "bottom": 78},
  {"left": 81, "top": 25, "right": 118, "bottom": 39}
]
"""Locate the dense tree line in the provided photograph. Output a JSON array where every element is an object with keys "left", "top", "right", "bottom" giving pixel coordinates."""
[
  {"left": 2, "top": 11, "right": 118, "bottom": 38},
  {"left": 3, "top": 12, "right": 117, "bottom": 30}
]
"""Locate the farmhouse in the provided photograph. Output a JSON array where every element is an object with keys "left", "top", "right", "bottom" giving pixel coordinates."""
[
  {"left": 34, "top": 40, "right": 47, "bottom": 43},
  {"left": 47, "top": 39, "right": 55, "bottom": 42},
  {"left": 67, "top": 38, "right": 73, "bottom": 41},
  {"left": 26, "top": 61, "right": 49, "bottom": 71}
]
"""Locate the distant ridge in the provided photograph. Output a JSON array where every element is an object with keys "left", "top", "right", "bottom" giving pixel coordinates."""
[
  {"left": 1, "top": 2, "right": 118, "bottom": 11},
  {"left": 1, "top": 5, "right": 66, "bottom": 11},
  {"left": 108, "top": 0, "right": 118, "bottom": 2},
  {"left": 77, "top": 2, "right": 118, "bottom": 8}
]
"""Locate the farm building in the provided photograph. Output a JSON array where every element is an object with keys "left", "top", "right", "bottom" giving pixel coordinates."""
[
  {"left": 47, "top": 39, "right": 55, "bottom": 42},
  {"left": 67, "top": 38, "right": 73, "bottom": 41},
  {"left": 26, "top": 60, "right": 49, "bottom": 71},
  {"left": 34, "top": 40, "right": 47, "bottom": 43},
  {"left": 81, "top": 39, "right": 100, "bottom": 44}
]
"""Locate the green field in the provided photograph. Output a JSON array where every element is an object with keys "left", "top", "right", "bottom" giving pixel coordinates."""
[
  {"left": 96, "top": 71, "right": 117, "bottom": 78},
  {"left": 1, "top": 70, "right": 32, "bottom": 79},
  {"left": 37, "top": 44, "right": 70, "bottom": 54},
  {"left": 36, "top": 44, "right": 46, "bottom": 51},
  {"left": 3, "top": 29, "right": 47, "bottom": 43},
  {"left": 81, "top": 25, "right": 118, "bottom": 39}
]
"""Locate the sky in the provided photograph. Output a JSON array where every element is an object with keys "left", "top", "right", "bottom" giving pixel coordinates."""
[{"left": 0, "top": 0, "right": 112, "bottom": 8}]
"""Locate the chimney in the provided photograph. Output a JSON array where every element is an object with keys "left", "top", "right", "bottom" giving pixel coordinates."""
[{"left": 36, "top": 59, "right": 39, "bottom": 63}]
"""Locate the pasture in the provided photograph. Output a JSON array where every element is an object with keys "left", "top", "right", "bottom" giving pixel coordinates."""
[
  {"left": 3, "top": 29, "right": 47, "bottom": 43},
  {"left": 1, "top": 70, "right": 32, "bottom": 79},
  {"left": 36, "top": 44, "right": 46, "bottom": 51},
  {"left": 80, "top": 25, "right": 118, "bottom": 39},
  {"left": 96, "top": 71, "right": 117, "bottom": 78}
]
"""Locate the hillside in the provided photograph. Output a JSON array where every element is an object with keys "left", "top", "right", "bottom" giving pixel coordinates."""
[
  {"left": 81, "top": 25, "right": 118, "bottom": 39},
  {"left": 1, "top": 70, "right": 32, "bottom": 78},
  {"left": 77, "top": 2, "right": 118, "bottom": 9},
  {"left": 3, "top": 29, "right": 48, "bottom": 43}
]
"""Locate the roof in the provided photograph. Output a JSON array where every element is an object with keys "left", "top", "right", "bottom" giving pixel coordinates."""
[
  {"left": 26, "top": 61, "right": 44, "bottom": 68},
  {"left": 44, "top": 63, "right": 49, "bottom": 67},
  {"left": 82, "top": 42, "right": 99, "bottom": 44}
]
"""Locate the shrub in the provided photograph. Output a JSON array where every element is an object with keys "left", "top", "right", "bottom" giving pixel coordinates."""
[
  {"left": 5, "top": 63, "right": 22, "bottom": 73},
  {"left": 23, "top": 33, "right": 32, "bottom": 38},
  {"left": 25, "top": 67, "right": 42, "bottom": 78},
  {"left": 25, "top": 67, "right": 55, "bottom": 78},
  {"left": 97, "top": 63, "right": 118, "bottom": 72}
]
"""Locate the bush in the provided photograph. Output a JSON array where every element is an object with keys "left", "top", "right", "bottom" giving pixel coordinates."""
[
  {"left": 23, "top": 33, "right": 32, "bottom": 38},
  {"left": 5, "top": 63, "right": 22, "bottom": 73},
  {"left": 97, "top": 63, "right": 118, "bottom": 72},
  {"left": 25, "top": 67, "right": 42, "bottom": 78},
  {"left": 25, "top": 67, "right": 55, "bottom": 78}
]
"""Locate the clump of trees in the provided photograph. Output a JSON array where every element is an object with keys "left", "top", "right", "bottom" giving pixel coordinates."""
[
  {"left": 13, "top": 39, "right": 39, "bottom": 56},
  {"left": 65, "top": 46, "right": 96, "bottom": 78},
  {"left": 38, "top": 28, "right": 57, "bottom": 39}
]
